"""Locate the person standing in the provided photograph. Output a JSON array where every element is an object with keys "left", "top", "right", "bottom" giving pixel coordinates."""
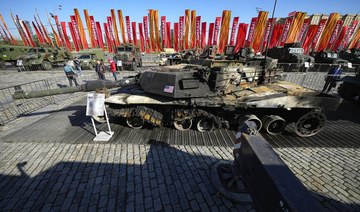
[
  {"left": 64, "top": 61, "right": 79, "bottom": 87},
  {"left": 109, "top": 60, "right": 117, "bottom": 81},
  {"left": 95, "top": 60, "right": 106, "bottom": 80},
  {"left": 322, "top": 64, "right": 343, "bottom": 92},
  {"left": 73, "top": 57, "right": 83, "bottom": 75}
]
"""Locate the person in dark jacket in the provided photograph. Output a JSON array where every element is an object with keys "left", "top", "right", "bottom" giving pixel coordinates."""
[
  {"left": 73, "top": 57, "right": 83, "bottom": 75},
  {"left": 322, "top": 64, "right": 343, "bottom": 92},
  {"left": 64, "top": 62, "right": 79, "bottom": 87},
  {"left": 95, "top": 60, "right": 106, "bottom": 80}
]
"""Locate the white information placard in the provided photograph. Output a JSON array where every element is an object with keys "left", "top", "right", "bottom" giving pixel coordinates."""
[
  {"left": 304, "top": 62, "right": 310, "bottom": 68},
  {"left": 117, "top": 60, "right": 122, "bottom": 67},
  {"left": 86, "top": 93, "right": 105, "bottom": 116},
  {"left": 348, "top": 62, "right": 353, "bottom": 68}
]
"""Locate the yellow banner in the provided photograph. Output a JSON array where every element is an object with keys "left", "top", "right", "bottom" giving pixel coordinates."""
[
  {"left": 84, "top": 9, "right": 94, "bottom": 48},
  {"left": 348, "top": 28, "right": 360, "bottom": 49},
  {"left": 184, "top": 9, "right": 190, "bottom": 49},
  {"left": 251, "top": 11, "right": 268, "bottom": 52},
  {"left": 286, "top": 12, "right": 306, "bottom": 43},
  {"left": 74, "top": 8, "right": 88, "bottom": 49},
  {"left": 190, "top": 10, "right": 196, "bottom": 49},
  {"left": 117, "top": 10, "right": 126, "bottom": 43},
  {"left": 316, "top": 13, "right": 340, "bottom": 51},
  {"left": 149, "top": 10, "right": 155, "bottom": 51},
  {"left": 111, "top": 9, "right": 120, "bottom": 46},
  {"left": 218, "top": 10, "right": 231, "bottom": 53},
  {"left": 154, "top": 10, "right": 161, "bottom": 52}
]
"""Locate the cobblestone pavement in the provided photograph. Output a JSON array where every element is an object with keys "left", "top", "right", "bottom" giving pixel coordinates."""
[{"left": 0, "top": 142, "right": 254, "bottom": 211}]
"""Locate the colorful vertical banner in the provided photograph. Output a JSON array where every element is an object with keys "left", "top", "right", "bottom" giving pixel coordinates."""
[
  {"left": 11, "top": 12, "right": 28, "bottom": 46},
  {"left": 132, "top": 22, "right": 138, "bottom": 46},
  {"left": 302, "top": 25, "right": 319, "bottom": 53},
  {"left": 107, "top": 16, "right": 116, "bottom": 48},
  {"left": 297, "top": 18, "right": 310, "bottom": 43},
  {"left": 68, "top": 22, "right": 79, "bottom": 51},
  {"left": 125, "top": 16, "right": 132, "bottom": 44},
  {"left": 201, "top": 22, "right": 206, "bottom": 48},
  {"left": 20, "top": 19, "right": 35, "bottom": 47},
  {"left": 331, "top": 26, "right": 348, "bottom": 51},
  {"left": 104, "top": 23, "right": 113, "bottom": 53},
  {"left": 174, "top": 22, "right": 179, "bottom": 51},
  {"left": 218, "top": 10, "right": 231, "bottom": 53},
  {"left": 111, "top": 9, "right": 120, "bottom": 46},
  {"left": 36, "top": 10, "right": 53, "bottom": 46},
  {"left": 166, "top": 22, "right": 171, "bottom": 48},
  {"left": 311, "top": 18, "right": 327, "bottom": 50},
  {"left": 0, "top": 13, "right": 16, "bottom": 44},
  {"left": 234, "top": 23, "right": 248, "bottom": 53},
  {"left": 269, "top": 24, "right": 284, "bottom": 48},
  {"left": 34, "top": 15, "right": 47, "bottom": 45},
  {"left": 208, "top": 23, "right": 214, "bottom": 46},
  {"left": 70, "top": 15, "right": 82, "bottom": 49},
  {"left": 327, "top": 19, "right": 343, "bottom": 50},
  {"left": 61, "top": 22, "right": 72, "bottom": 51},
  {"left": 280, "top": 17, "right": 294, "bottom": 46},
  {"left": 74, "top": 9, "right": 88, "bottom": 49},
  {"left": 261, "top": 18, "right": 274, "bottom": 52},
  {"left": 246, "top": 17, "right": 257, "bottom": 47},
  {"left": 161, "top": 16, "right": 166, "bottom": 49},
  {"left": 184, "top": 9, "right": 190, "bottom": 49},
  {"left": 213, "top": 17, "right": 221, "bottom": 45},
  {"left": 54, "top": 15, "right": 65, "bottom": 47},
  {"left": 286, "top": 12, "right": 306, "bottom": 43},
  {"left": 149, "top": 10, "right": 155, "bottom": 51},
  {"left": 90, "top": 16, "right": 99, "bottom": 47},
  {"left": 32, "top": 22, "right": 44, "bottom": 44},
  {"left": 229, "top": 17, "right": 239, "bottom": 45},
  {"left": 316, "top": 13, "right": 340, "bottom": 52},
  {"left": 48, "top": 19, "right": 61, "bottom": 47},
  {"left": 195, "top": 16, "right": 201, "bottom": 48},
  {"left": 342, "top": 20, "right": 359, "bottom": 48},
  {"left": 139, "top": 23, "right": 145, "bottom": 52},
  {"left": 84, "top": 9, "right": 94, "bottom": 48},
  {"left": 251, "top": 11, "right": 268, "bottom": 53},
  {"left": 96, "top": 22, "right": 105, "bottom": 50},
  {"left": 348, "top": 28, "right": 360, "bottom": 49},
  {"left": 190, "top": 10, "right": 196, "bottom": 49},
  {"left": 143, "top": 16, "right": 150, "bottom": 52},
  {"left": 179, "top": 16, "right": 184, "bottom": 50},
  {"left": 118, "top": 10, "right": 126, "bottom": 43},
  {"left": 154, "top": 10, "right": 161, "bottom": 52}
]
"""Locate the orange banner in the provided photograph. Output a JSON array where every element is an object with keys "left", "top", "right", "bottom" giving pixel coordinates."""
[
  {"left": 36, "top": 9, "right": 53, "bottom": 46},
  {"left": 190, "top": 10, "right": 196, "bottom": 49},
  {"left": 251, "top": 11, "right": 268, "bottom": 53},
  {"left": 0, "top": 13, "right": 16, "bottom": 44},
  {"left": 287, "top": 12, "right": 306, "bottom": 43},
  {"left": 118, "top": 10, "right": 126, "bottom": 43},
  {"left": 111, "top": 9, "right": 120, "bottom": 46},
  {"left": 218, "top": 10, "right": 231, "bottom": 54},
  {"left": 316, "top": 13, "right": 340, "bottom": 52},
  {"left": 184, "top": 9, "right": 190, "bottom": 49},
  {"left": 10, "top": 12, "right": 28, "bottom": 46},
  {"left": 84, "top": 9, "right": 95, "bottom": 48},
  {"left": 154, "top": 10, "right": 161, "bottom": 52},
  {"left": 74, "top": 8, "right": 88, "bottom": 49},
  {"left": 348, "top": 28, "right": 360, "bottom": 49},
  {"left": 149, "top": 10, "right": 155, "bottom": 51}
]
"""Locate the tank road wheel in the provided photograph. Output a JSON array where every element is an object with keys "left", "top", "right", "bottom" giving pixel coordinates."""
[
  {"left": 126, "top": 116, "right": 145, "bottom": 129},
  {"left": 238, "top": 114, "right": 262, "bottom": 131},
  {"left": 262, "top": 115, "right": 286, "bottom": 135},
  {"left": 92, "top": 115, "right": 107, "bottom": 123},
  {"left": 42, "top": 60, "right": 52, "bottom": 70},
  {"left": 174, "top": 119, "right": 193, "bottom": 131},
  {"left": 295, "top": 111, "right": 326, "bottom": 137},
  {"left": 197, "top": 118, "right": 214, "bottom": 132}
]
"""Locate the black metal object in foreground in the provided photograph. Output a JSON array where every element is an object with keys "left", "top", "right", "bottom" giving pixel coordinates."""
[{"left": 212, "top": 121, "right": 321, "bottom": 211}]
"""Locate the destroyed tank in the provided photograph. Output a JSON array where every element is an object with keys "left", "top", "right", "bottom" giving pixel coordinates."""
[
  {"left": 13, "top": 58, "right": 342, "bottom": 137},
  {"left": 338, "top": 68, "right": 360, "bottom": 102}
]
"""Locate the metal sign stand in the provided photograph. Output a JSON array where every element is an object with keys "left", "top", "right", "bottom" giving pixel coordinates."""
[{"left": 86, "top": 93, "right": 114, "bottom": 142}]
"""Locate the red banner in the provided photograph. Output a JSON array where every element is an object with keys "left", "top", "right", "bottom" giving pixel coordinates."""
[
  {"left": 179, "top": 16, "right": 184, "bottom": 50},
  {"left": 32, "top": 22, "right": 44, "bottom": 44},
  {"left": 68, "top": 22, "right": 79, "bottom": 51},
  {"left": 280, "top": 17, "right": 293, "bottom": 46},
  {"left": 269, "top": 24, "right": 284, "bottom": 48},
  {"left": 246, "top": 17, "right": 257, "bottom": 47},
  {"left": 70, "top": 16, "right": 82, "bottom": 49},
  {"left": 297, "top": 18, "right": 310, "bottom": 44},
  {"left": 234, "top": 23, "right": 248, "bottom": 53},
  {"left": 107, "top": 17, "right": 116, "bottom": 49},
  {"left": 34, "top": 16, "right": 47, "bottom": 44},
  {"left": 54, "top": 16, "right": 65, "bottom": 47},
  {"left": 125, "top": 16, "right": 132, "bottom": 44},
  {"left": 195, "top": 16, "right": 201, "bottom": 47},
  {"left": 139, "top": 23, "right": 145, "bottom": 52},
  {"left": 143, "top": 16, "right": 150, "bottom": 52},
  {"left": 166, "top": 22, "right": 171, "bottom": 48},
  {"left": 104, "top": 23, "right": 113, "bottom": 53},
  {"left": 35, "top": 12, "right": 52, "bottom": 46},
  {"left": 90, "top": 16, "right": 99, "bottom": 48},
  {"left": 311, "top": 19, "right": 327, "bottom": 50},
  {"left": 229, "top": 17, "right": 239, "bottom": 45},
  {"left": 201, "top": 22, "right": 206, "bottom": 48},
  {"left": 331, "top": 26, "right": 348, "bottom": 51},
  {"left": 161, "top": 16, "right": 166, "bottom": 48},
  {"left": 61, "top": 22, "right": 72, "bottom": 51},
  {"left": 21, "top": 20, "right": 35, "bottom": 47},
  {"left": 327, "top": 20, "right": 343, "bottom": 50},
  {"left": 208, "top": 23, "right": 214, "bottom": 46},
  {"left": 132, "top": 22, "right": 138, "bottom": 46},
  {"left": 302, "top": 25, "right": 319, "bottom": 53},
  {"left": 174, "top": 22, "right": 179, "bottom": 51},
  {"left": 261, "top": 18, "right": 274, "bottom": 51},
  {"left": 213, "top": 17, "right": 221, "bottom": 45},
  {"left": 343, "top": 20, "right": 359, "bottom": 48},
  {"left": 96, "top": 22, "right": 104, "bottom": 50}
]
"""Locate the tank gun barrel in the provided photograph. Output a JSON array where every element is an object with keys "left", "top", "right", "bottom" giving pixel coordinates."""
[{"left": 12, "top": 77, "right": 137, "bottom": 100}]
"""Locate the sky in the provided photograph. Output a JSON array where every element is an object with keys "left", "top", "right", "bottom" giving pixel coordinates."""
[{"left": 0, "top": 0, "right": 359, "bottom": 38}]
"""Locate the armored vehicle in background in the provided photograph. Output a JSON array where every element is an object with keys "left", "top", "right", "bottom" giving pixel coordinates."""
[
  {"left": 113, "top": 44, "right": 142, "bottom": 71},
  {"left": 0, "top": 45, "right": 31, "bottom": 69},
  {"left": 310, "top": 51, "right": 350, "bottom": 72},
  {"left": 339, "top": 48, "right": 360, "bottom": 71},
  {"left": 13, "top": 58, "right": 342, "bottom": 137},
  {"left": 17, "top": 47, "right": 72, "bottom": 70},
  {"left": 75, "top": 48, "right": 112, "bottom": 70},
  {"left": 266, "top": 43, "right": 314, "bottom": 72}
]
